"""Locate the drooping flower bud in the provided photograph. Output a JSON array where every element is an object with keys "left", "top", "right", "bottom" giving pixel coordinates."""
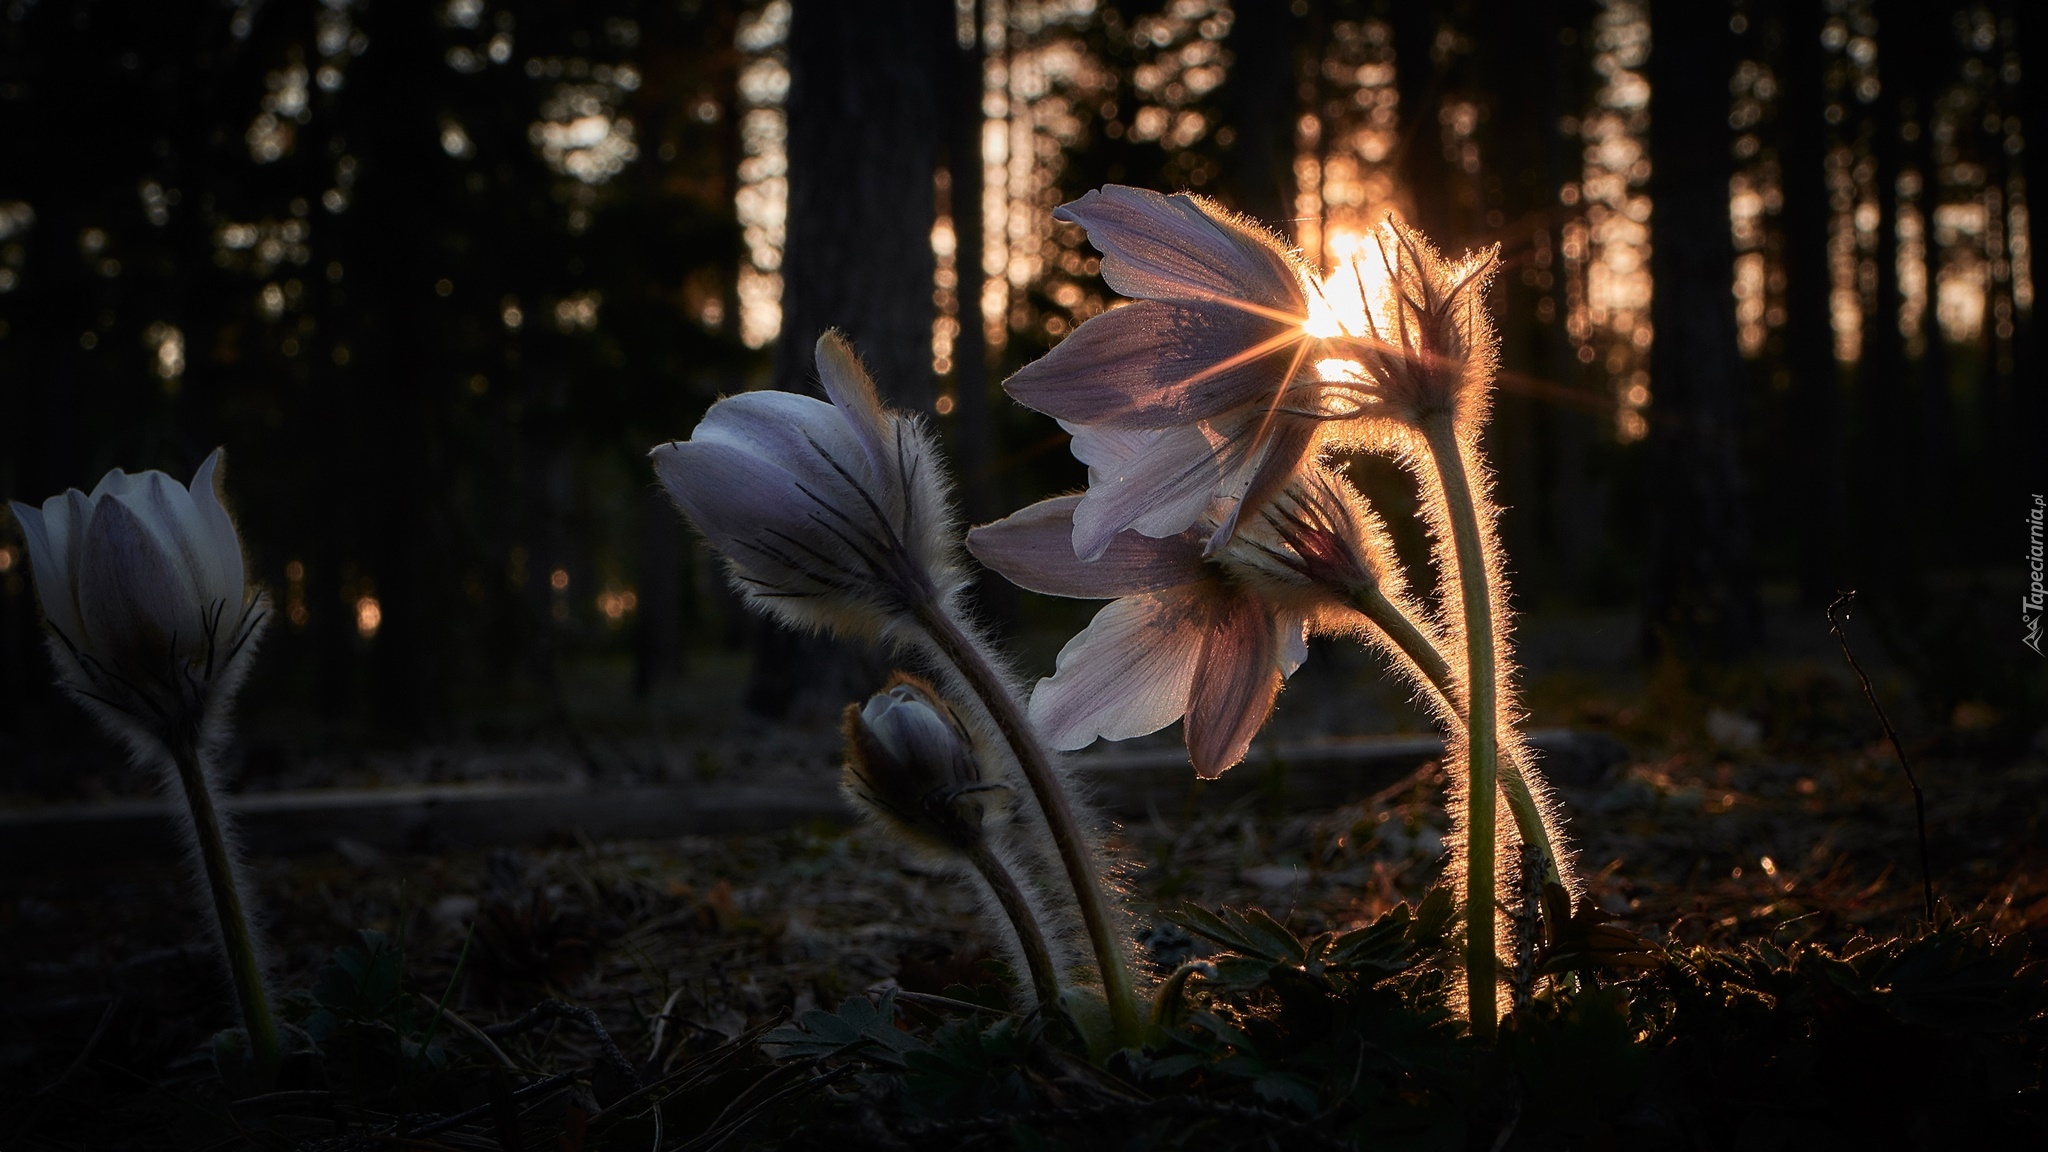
[
  {"left": 650, "top": 332, "right": 963, "bottom": 643},
  {"left": 841, "top": 674, "right": 1006, "bottom": 851},
  {"left": 1214, "top": 464, "right": 1398, "bottom": 612},
  {"left": 9, "top": 448, "right": 267, "bottom": 745}
]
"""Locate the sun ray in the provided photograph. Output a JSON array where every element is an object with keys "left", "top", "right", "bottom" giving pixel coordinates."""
[{"left": 1154, "top": 326, "right": 1311, "bottom": 400}]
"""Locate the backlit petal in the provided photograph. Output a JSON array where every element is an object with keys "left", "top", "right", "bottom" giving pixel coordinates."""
[
  {"left": 1069, "top": 422, "right": 1235, "bottom": 560},
  {"left": 814, "top": 331, "right": 896, "bottom": 500},
  {"left": 113, "top": 471, "right": 224, "bottom": 629},
  {"left": 10, "top": 499, "right": 85, "bottom": 644},
  {"left": 692, "top": 389, "right": 875, "bottom": 511},
  {"left": 968, "top": 495, "right": 1206, "bottom": 599},
  {"left": 652, "top": 440, "right": 837, "bottom": 588},
  {"left": 1003, "top": 300, "right": 1299, "bottom": 428},
  {"left": 1027, "top": 586, "right": 1218, "bottom": 751},
  {"left": 1204, "top": 414, "right": 1323, "bottom": 554},
  {"left": 1055, "top": 186, "right": 1303, "bottom": 313},
  {"left": 1184, "top": 591, "right": 1287, "bottom": 779}
]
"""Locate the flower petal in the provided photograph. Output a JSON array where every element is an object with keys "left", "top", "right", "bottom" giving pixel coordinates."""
[
  {"left": 87, "top": 467, "right": 147, "bottom": 502},
  {"left": 967, "top": 495, "right": 1206, "bottom": 599},
  {"left": 1204, "top": 414, "right": 1323, "bottom": 554},
  {"left": 77, "top": 492, "right": 202, "bottom": 667},
  {"left": 11, "top": 498, "right": 85, "bottom": 645},
  {"left": 1054, "top": 186, "right": 1303, "bottom": 313},
  {"left": 692, "top": 389, "right": 876, "bottom": 511},
  {"left": 186, "top": 450, "right": 247, "bottom": 616},
  {"left": 1027, "top": 586, "right": 1218, "bottom": 751},
  {"left": 1002, "top": 299, "right": 1300, "bottom": 428},
  {"left": 112, "top": 470, "right": 229, "bottom": 635},
  {"left": 814, "top": 331, "right": 896, "bottom": 497},
  {"left": 652, "top": 440, "right": 836, "bottom": 588},
  {"left": 1070, "top": 422, "right": 1232, "bottom": 560},
  {"left": 1184, "top": 591, "right": 1288, "bottom": 779}
]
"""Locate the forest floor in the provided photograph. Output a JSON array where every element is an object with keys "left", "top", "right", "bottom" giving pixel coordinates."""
[{"left": 3, "top": 606, "right": 2046, "bottom": 1147}]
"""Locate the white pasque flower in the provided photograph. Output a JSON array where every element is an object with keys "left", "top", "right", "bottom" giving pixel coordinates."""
[
  {"left": 650, "top": 331, "right": 963, "bottom": 641},
  {"left": 9, "top": 449, "right": 266, "bottom": 741}
]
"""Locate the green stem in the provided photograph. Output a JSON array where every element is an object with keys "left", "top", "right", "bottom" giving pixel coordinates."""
[
  {"left": 964, "top": 837, "right": 1065, "bottom": 1013},
  {"left": 170, "top": 732, "right": 279, "bottom": 1085},
  {"left": 1349, "top": 583, "right": 1561, "bottom": 889},
  {"left": 1419, "top": 416, "right": 1500, "bottom": 1042},
  {"left": 915, "top": 605, "right": 1142, "bottom": 1048}
]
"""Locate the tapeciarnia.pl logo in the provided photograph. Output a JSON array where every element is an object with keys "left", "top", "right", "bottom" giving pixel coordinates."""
[{"left": 2027, "top": 494, "right": 2045, "bottom": 656}]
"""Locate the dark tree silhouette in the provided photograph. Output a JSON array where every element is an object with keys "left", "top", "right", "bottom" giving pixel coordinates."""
[
  {"left": 748, "top": 0, "right": 949, "bottom": 717},
  {"left": 1644, "top": 0, "right": 1761, "bottom": 658},
  {"left": 1776, "top": 0, "right": 1848, "bottom": 605},
  {"left": 2017, "top": 0, "right": 2048, "bottom": 506},
  {"left": 1220, "top": 0, "right": 1298, "bottom": 227},
  {"left": 774, "top": 0, "right": 944, "bottom": 408},
  {"left": 1392, "top": 0, "right": 1451, "bottom": 241},
  {"left": 1853, "top": 0, "right": 1913, "bottom": 607}
]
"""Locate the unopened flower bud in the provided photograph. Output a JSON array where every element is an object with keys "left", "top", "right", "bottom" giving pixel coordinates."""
[
  {"left": 9, "top": 448, "right": 266, "bottom": 742},
  {"left": 1317, "top": 217, "right": 1499, "bottom": 430},
  {"left": 841, "top": 674, "right": 1005, "bottom": 850},
  {"left": 651, "top": 332, "right": 964, "bottom": 642},
  {"left": 1218, "top": 465, "right": 1394, "bottom": 609}
]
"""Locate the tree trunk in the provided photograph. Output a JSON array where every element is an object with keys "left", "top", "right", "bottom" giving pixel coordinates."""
[
  {"left": 749, "top": 0, "right": 947, "bottom": 718},
  {"left": 1544, "top": 2, "right": 1605, "bottom": 599},
  {"left": 1221, "top": 0, "right": 1298, "bottom": 227},
  {"left": 1392, "top": 0, "right": 1451, "bottom": 241},
  {"left": 348, "top": 0, "right": 454, "bottom": 734},
  {"left": 947, "top": 2, "right": 994, "bottom": 526},
  {"left": 775, "top": 0, "right": 943, "bottom": 406},
  {"left": 1905, "top": 0, "right": 1956, "bottom": 558},
  {"left": 2016, "top": 0, "right": 2048, "bottom": 509},
  {"left": 1777, "top": 0, "right": 1847, "bottom": 605},
  {"left": 1644, "top": 0, "right": 1761, "bottom": 659},
  {"left": 1855, "top": 1, "right": 1911, "bottom": 601}
]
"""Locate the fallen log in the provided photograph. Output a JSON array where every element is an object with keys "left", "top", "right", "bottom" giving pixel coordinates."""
[{"left": 0, "top": 730, "right": 1624, "bottom": 867}]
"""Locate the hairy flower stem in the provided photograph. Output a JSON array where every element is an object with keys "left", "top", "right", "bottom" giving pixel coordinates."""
[
  {"left": 1419, "top": 415, "right": 1500, "bottom": 1042},
  {"left": 1349, "top": 583, "right": 1561, "bottom": 888},
  {"left": 963, "top": 838, "right": 1064, "bottom": 1012},
  {"left": 914, "top": 604, "right": 1141, "bottom": 1047},
  {"left": 169, "top": 731, "right": 279, "bottom": 1084}
]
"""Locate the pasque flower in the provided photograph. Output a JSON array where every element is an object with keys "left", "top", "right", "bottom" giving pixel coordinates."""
[
  {"left": 653, "top": 331, "right": 1144, "bottom": 1045},
  {"left": 651, "top": 330, "right": 963, "bottom": 642},
  {"left": 10, "top": 448, "right": 265, "bottom": 741},
  {"left": 9, "top": 448, "right": 279, "bottom": 1084},
  {"left": 1001, "top": 193, "right": 1499, "bottom": 564},
  {"left": 990, "top": 194, "right": 1563, "bottom": 1038},
  {"left": 969, "top": 422, "right": 1401, "bottom": 778},
  {"left": 1003, "top": 186, "right": 1350, "bottom": 556},
  {"left": 970, "top": 493, "right": 1304, "bottom": 779},
  {"left": 842, "top": 674, "right": 1009, "bottom": 853},
  {"left": 841, "top": 675, "right": 1062, "bottom": 1010},
  {"left": 1316, "top": 216, "right": 1520, "bottom": 1039}
]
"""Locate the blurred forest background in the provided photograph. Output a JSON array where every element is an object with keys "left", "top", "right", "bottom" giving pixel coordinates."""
[{"left": 1, "top": 0, "right": 2043, "bottom": 787}]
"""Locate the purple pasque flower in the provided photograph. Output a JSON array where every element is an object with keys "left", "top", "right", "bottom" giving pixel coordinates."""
[
  {"left": 968, "top": 491, "right": 1306, "bottom": 779},
  {"left": 969, "top": 431, "right": 1394, "bottom": 780},
  {"left": 651, "top": 332, "right": 963, "bottom": 642},
  {"left": 1004, "top": 186, "right": 1365, "bottom": 558}
]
